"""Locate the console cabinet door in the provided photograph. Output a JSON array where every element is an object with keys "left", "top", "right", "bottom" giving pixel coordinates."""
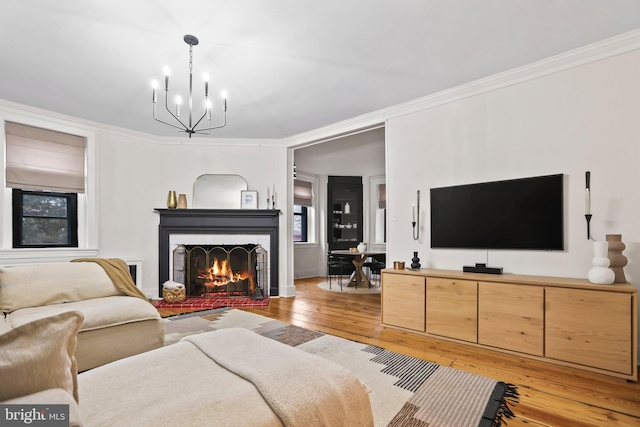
[
  {"left": 546, "top": 288, "right": 633, "bottom": 375},
  {"left": 478, "top": 282, "right": 544, "bottom": 356},
  {"left": 382, "top": 273, "right": 425, "bottom": 332},
  {"left": 426, "top": 278, "right": 477, "bottom": 342}
]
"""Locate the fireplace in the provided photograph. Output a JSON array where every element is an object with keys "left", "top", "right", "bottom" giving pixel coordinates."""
[
  {"left": 156, "top": 209, "right": 280, "bottom": 297},
  {"left": 173, "top": 244, "right": 267, "bottom": 299}
]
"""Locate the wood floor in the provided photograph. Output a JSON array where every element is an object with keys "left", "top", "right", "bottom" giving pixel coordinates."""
[{"left": 163, "top": 276, "right": 640, "bottom": 426}]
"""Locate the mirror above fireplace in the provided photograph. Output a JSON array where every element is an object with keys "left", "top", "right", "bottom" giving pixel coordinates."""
[{"left": 192, "top": 174, "right": 248, "bottom": 209}]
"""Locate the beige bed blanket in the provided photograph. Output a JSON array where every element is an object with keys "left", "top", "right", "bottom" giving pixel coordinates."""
[
  {"left": 184, "top": 328, "right": 373, "bottom": 427},
  {"left": 79, "top": 328, "right": 373, "bottom": 427}
]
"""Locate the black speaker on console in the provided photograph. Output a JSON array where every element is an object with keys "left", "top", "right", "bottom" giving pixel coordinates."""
[{"left": 462, "top": 263, "right": 503, "bottom": 275}]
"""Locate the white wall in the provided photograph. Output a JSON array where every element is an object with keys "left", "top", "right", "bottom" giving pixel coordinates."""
[
  {"left": 386, "top": 48, "right": 640, "bottom": 287},
  {"left": 94, "top": 132, "right": 288, "bottom": 298}
]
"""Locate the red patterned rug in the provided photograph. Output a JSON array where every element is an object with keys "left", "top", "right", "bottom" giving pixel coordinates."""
[{"left": 152, "top": 296, "right": 269, "bottom": 310}]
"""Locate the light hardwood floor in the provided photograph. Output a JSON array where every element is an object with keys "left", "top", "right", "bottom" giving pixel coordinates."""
[{"left": 163, "top": 276, "right": 640, "bottom": 426}]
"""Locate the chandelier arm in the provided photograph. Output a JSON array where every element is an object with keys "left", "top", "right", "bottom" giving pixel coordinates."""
[
  {"left": 193, "top": 111, "right": 227, "bottom": 133},
  {"left": 163, "top": 90, "right": 189, "bottom": 131},
  {"left": 152, "top": 103, "right": 186, "bottom": 130},
  {"left": 191, "top": 110, "right": 209, "bottom": 130},
  {"left": 153, "top": 116, "right": 189, "bottom": 131}
]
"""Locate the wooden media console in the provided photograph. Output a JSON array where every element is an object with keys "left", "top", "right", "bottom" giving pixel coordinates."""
[{"left": 381, "top": 268, "right": 638, "bottom": 380}]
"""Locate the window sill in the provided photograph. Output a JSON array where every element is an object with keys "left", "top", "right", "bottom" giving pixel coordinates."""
[
  {"left": 0, "top": 248, "right": 99, "bottom": 265},
  {"left": 294, "top": 242, "right": 319, "bottom": 248}
]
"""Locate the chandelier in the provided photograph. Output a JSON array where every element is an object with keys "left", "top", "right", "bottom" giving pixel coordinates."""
[{"left": 152, "top": 35, "right": 227, "bottom": 137}]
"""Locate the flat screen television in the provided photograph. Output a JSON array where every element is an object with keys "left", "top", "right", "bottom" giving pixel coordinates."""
[{"left": 430, "top": 174, "right": 564, "bottom": 250}]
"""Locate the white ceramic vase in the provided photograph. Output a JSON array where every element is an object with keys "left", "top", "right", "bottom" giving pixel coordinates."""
[
  {"left": 357, "top": 242, "right": 366, "bottom": 253},
  {"left": 587, "top": 241, "right": 615, "bottom": 285}
]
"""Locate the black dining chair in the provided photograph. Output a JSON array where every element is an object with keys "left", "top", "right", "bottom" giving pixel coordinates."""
[
  {"left": 363, "top": 253, "right": 386, "bottom": 287},
  {"left": 326, "top": 251, "right": 351, "bottom": 291}
]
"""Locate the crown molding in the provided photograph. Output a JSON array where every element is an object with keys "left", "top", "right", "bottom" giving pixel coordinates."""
[
  {"left": 0, "top": 99, "right": 283, "bottom": 147},
  {"left": 283, "top": 29, "right": 640, "bottom": 148}
]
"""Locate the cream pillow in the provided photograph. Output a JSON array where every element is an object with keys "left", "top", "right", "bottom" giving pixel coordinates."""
[
  {"left": 0, "top": 262, "right": 121, "bottom": 312},
  {"left": 0, "top": 311, "right": 83, "bottom": 402}
]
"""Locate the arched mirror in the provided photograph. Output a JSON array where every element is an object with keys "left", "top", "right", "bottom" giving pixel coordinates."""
[{"left": 192, "top": 174, "right": 248, "bottom": 209}]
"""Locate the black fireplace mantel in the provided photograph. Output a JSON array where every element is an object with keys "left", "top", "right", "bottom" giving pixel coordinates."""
[{"left": 155, "top": 209, "right": 280, "bottom": 297}]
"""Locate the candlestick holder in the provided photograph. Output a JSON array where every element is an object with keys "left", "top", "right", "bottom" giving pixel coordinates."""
[
  {"left": 585, "top": 214, "right": 592, "bottom": 240},
  {"left": 412, "top": 190, "right": 420, "bottom": 241}
]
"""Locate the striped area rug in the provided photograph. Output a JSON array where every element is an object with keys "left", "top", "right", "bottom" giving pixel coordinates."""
[{"left": 163, "top": 309, "right": 518, "bottom": 427}]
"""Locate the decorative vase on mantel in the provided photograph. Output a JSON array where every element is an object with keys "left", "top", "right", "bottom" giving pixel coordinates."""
[
  {"left": 167, "top": 190, "right": 177, "bottom": 209},
  {"left": 606, "top": 234, "right": 628, "bottom": 283},
  {"left": 587, "top": 241, "right": 615, "bottom": 285},
  {"left": 411, "top": 251, "right": 421, "bottom": 270},
  {"left": 177, "top": 193, "right": 187, "bottom": 209}
]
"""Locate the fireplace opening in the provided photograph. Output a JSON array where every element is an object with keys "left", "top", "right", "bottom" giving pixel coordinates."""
[{"left": 172, "top": 244, "right": 266, "bottom": 299}]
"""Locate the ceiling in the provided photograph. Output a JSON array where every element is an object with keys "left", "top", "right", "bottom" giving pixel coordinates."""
[{"left": 1, "top": 1, "right": 639, "bottom": 140}]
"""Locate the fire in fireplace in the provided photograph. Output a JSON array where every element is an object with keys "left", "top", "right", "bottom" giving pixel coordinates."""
[{"left": 173, "top": 244, "right": 267, "bottom": 299}]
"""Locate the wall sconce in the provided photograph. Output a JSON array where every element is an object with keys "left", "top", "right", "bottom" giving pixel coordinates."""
[
  {"left": 412, "top": 190, "right": 420, "bottom": 241},
  {"left": 585, "top": 171, "right": 592, "bottom": 240}
]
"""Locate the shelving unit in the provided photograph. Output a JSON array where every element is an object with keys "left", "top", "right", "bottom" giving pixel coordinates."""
[
  {"left": 327, "top": 176, "right": 363, "bottom": 276},
  {"left": 327, "top": 176, "right": 363, "bottom": 250}
]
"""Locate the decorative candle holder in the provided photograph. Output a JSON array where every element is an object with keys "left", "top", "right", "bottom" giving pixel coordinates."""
[
  {"left": 585, "top": 171, "right": 591, "bottom": 240},
  {"left": 585, "top": 214, "right": 592, "bottom": 240},
  {"left": 412, "top": 190, "right": 420, "bottom": 241}
]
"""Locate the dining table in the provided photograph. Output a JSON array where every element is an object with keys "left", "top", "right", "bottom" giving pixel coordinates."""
[{"left": 330, "top": 250, "right": 386, "bottom": 288}]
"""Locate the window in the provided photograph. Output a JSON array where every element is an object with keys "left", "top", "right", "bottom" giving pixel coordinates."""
[
  {"left": 293, "top": 178, "right": 313, "bottom": 243},
  {"left": 12, "top": 189, "right": 78, "bottom": 248},
  {"left": 5, "top": 121, "right": 85, "bottom": 249},
  {"left": 376, "top": 183, "right": 387, "bottom": 244},
  {"left": 293, "top": 205, "right": 308, "bottom": 242}
]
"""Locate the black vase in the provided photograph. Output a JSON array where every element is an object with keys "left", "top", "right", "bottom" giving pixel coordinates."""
[{"left": 411, "top": 251, "right": 421, "bottom": 269}]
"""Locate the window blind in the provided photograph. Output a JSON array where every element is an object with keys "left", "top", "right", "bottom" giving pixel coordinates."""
[
  {"left": 293, "top": 180, "right": 313, "bottom": 207},
  {"left": 5, "top": 122, "right": 85, "bottom": 193}
]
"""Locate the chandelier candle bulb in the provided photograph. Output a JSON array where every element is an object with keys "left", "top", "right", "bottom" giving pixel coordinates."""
[
  {"left": 152, "top": 81, "right": 158, "bottom": 103},
  {"left": 204, "top": 73, "right": 209, "bottom": 96},
  {"left": 163, "top": 66, "right": 170, "bottom": 90}
]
